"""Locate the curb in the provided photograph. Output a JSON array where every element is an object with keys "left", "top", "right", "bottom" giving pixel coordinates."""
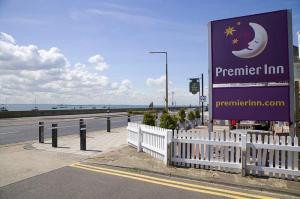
[
  {"left": 0, "top": 140, "right": 35, "bottom": 149},
  {"left": 83, "top": 161, "right": 300, "bottom": 198}
]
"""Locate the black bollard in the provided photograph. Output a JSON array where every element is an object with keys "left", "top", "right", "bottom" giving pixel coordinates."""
[
  {"left": 80, "top": 124, "right": 86, "bottom": 150},
  {"left": 128, "top": 114, "right": 131, "bottom": 123},
  {"left": 79, "top": 118, "right": 84, "bottom": 132},
  {"left": 107, "top": 116, "right": 111, "bottom": 132},
  {"left": 52, "top": 123, "right": 58, "bottom": 147},
  {"left": 107, "top": 108, "right": 110, "bottom": 132},
  {"left": 39, "top": 121, "right": 44, "bottom": 143}
]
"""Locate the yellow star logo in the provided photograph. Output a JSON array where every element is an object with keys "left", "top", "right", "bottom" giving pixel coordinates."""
[
  {"left": 224, "top": 26, "right": 236, "bottom": 37},
  {"left": 232, "top": 38, "right": 239, "bottom": 44}
]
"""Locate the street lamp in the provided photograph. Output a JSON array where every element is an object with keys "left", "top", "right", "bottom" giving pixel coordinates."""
[{"left": 149, "top": 51, "right": 168, "bottom": 111}]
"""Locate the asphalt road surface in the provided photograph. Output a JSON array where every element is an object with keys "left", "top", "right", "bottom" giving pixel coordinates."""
[
  {"left": 0, "top": 163, "right": 287, "bottom": 199},
  {"left": 0, "top": 113, "right": 143, "bottom": 145}
]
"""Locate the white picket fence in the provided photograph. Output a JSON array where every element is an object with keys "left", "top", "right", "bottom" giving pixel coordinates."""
[
  {"left": 127, "top": 123, "right": 300, "bottom": 180},
  {"left": 172, "top": 130, "right": 243, "bottom": 173},
  {"left": 246, "top": 133, "right": 299, "bottom": 179},
  {"left": 127, "top": 122, "right": 172, "bottom": 164},
  {"left": 127, "top": 122, "right": 140, "bottom": 147}
]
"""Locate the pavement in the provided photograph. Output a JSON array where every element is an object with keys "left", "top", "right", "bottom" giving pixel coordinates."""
[
  {"left": 32, "top": 127, "right": 128, "bottom": 156},
  {"left": 0, "top": 127, "right": 127, "bottom": 187},
  {"left": 1, "top": 123, "right": 300, "bottom": 198},
  {"left": 0, "top": 141, "right": 84, "bottom": 187}
]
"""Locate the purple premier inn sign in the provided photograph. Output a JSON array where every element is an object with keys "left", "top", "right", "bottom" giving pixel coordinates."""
[
  {"left": 212, "top": 86, "right": 290, "bottom": 121},
  {"left": 209, "top": 10, "right": 293, "bottom": 122},
  {"left": 211, "top": 10, "right": 290, "bottom": 84}
]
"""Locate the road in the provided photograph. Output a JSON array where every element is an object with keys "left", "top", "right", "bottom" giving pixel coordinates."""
[
  {"left": 0, "top": 163, "right": 288, "bottom": 199},
  {"left": 0, "top": 113, "right": 143, "bottom": 145}
]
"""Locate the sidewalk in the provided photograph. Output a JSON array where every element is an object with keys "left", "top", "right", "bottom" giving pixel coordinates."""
[
  {"left": 32, "top": 127, "right": 128, "bottom": 156},
  {"left": 0, "top": 127, "right": 127, "bottom": 187}
]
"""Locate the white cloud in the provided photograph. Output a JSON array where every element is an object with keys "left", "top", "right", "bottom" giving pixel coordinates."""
[
  {"left": 0, "top": 33, "right": 68, "bottom": 70},
  {"left": 88, "top": 54, "right": 109, "bottom": 71},
  {"left": 0, "top": 32, "right": 202, "bottom": 105},
  {"left": 0, "top": 32, "right": 138, "bottom": 104},
  {"left": 146, "top": 75, "right": 166, "bottom": 87},
  {"left": 111, "top": 82, "right": 119, "bottom": 89},
  {"left": 119, "top": 79, "right": 132, "bottom": 92},
  {"left": 0, "top": 32, "right": 15, "bottom": 44}
]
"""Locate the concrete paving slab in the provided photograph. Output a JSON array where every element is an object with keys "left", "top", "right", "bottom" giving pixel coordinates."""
[
  {"left": 0, "top": 127, "right": 128, "bottom": 187},
  {"left": 32, "top": 127, "right": 127, "bottom": 156},
  {"left": 0, "top": 143, "right": 84, "bottom": 187}
]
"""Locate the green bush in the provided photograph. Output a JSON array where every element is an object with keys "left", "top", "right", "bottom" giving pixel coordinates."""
[
  {"left": 142, "top": 111, "right": 156, "bottom": 126},
  {"left": 178, "top": 109, "right": 186, "bottom": 123},
  {"left": 195, "top": 109, "right": 200, "bottom": 118},
  {"left": 160, "top": 112, "right": 178, "bottom": 130},
  {"left": 188, "top": 111, "right": 195, "bottom": 121},
  {"left": 127, "top": 109, "right": 133, "bottom": 115}
]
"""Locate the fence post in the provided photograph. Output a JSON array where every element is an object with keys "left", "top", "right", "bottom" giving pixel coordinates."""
[
  {"left": 137, "top": 126, "right": 142, "bottom": 152},
  {"left": 52, "top": 123, "right": 58, "bottom": 148},
  {"left": 164, "top": 130, "right": 173, "bottom": 165},
  {"left": 241, "top": 133, "right": 247, "bottom": 176},
  {"left": 80, "top": 124, "right": 86, "bottom": 150},
  {"left": 39, "top": 121, "right": 44, "bottom": 143}
]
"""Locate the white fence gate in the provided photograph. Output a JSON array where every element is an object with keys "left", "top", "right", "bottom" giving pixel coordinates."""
[{"left": 127, "top": 123, "right": 300, "bottom": 180}]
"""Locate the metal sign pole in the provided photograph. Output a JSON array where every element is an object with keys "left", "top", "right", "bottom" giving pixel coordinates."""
[
  {"left": 208, "top": 22, "right": 213, "bottom": 133},
  {"left": 288, "top": 10, "right": 295, "bottom": 137}
]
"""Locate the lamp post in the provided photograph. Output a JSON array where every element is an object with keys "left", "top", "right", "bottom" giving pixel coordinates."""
[
  {"left": 171, "top": 91, "right": 175, "bottom": 112},
  {"left": 149, "top": 51, "right": 168, "bottom": 111}
]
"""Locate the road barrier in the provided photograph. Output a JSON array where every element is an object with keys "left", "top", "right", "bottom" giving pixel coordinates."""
[
  {"left": 80, "top": 124, "right": 86, "bottom": 150},
  {"left": 107, "top": 116, "right": 111, "bottom": 132},
  {"left": 38, "top": 121, "right": 44, "bottom": 143},
  {"left": 52, "top": 123, "right": 58, "bottom": 147},
  {"left": 79, "top": 118, "right": 84, "bottom": 132}
]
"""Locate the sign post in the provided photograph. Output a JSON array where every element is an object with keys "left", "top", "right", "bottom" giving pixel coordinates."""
[
  {"left": 189, "top": 78, "right": 201, "bottom": 122},
  {"left": 189, "top": 78, "right": 200, "bottom": 95},
  {"left": 209, "top": 10, "right": 294, "bottom": 135}
]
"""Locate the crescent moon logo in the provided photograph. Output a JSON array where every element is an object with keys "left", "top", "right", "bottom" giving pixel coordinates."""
[{"left": 232, "top": 22, "right": 268, "bottom": 59}]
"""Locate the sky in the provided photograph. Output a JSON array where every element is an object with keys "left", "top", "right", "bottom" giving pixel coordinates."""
[{"left": 0, "top": 0, "right": 299, "bottom": 106}]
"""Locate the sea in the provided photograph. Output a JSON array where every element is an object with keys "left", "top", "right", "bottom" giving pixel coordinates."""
[{"left": 0, "top": 104, "right": 163, "bottom": 111}]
